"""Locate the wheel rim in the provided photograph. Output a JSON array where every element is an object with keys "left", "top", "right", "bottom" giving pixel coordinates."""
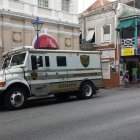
[
  {"left": 83, "top": 84, "right": 92, "bottom": 97},
  {"left": 10, "top": 91, "right": 24, "bottom": 108}
]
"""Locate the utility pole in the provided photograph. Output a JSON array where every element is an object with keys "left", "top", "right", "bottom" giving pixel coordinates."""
[{"left": 82, "top": 0, "right": 86, "bottom": 40}]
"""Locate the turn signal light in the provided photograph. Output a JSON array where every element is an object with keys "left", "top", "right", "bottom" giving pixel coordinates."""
[{"left": 0, "top": 82, "right": 6, "bottom": 87}]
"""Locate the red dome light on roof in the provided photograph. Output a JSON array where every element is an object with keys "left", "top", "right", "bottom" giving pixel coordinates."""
[{"left": 34, "top": 35, "right": 59, "bottom": 49}]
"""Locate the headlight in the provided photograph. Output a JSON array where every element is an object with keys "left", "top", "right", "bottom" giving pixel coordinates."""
[{"left": 0, "top": 82, "right": 6, "bottom": 87}]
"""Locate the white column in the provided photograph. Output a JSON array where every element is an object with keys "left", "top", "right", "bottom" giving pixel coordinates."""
[
  {"left": 49, "top": 0, "right": 55, "bottom": 9},
  {"left": 49, "top": 0, "right": 55, "bottom": 17},
  {"left": 24, "top": 3, "right": 30, "bottom": 14},
  {"left": 73, "top": 15, "right": 79, "bottom": 24},
  {"left": 33, "top": 0, "right": 38, "bottom": 16},
  {"left": 3, "top": 0, "right": 9, "bottom": 9}
]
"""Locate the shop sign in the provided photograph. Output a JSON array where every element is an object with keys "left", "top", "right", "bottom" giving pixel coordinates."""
[
  {"left": 121, "top": 48, "right": 134, "bottom": 56},
  {"left": 100, "top": 49, "right": 115, "bottom": 59}
]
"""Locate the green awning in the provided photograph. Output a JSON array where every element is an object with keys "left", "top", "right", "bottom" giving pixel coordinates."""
[{"left": 116, "top": 19, "right": 135, "bottom": 30}]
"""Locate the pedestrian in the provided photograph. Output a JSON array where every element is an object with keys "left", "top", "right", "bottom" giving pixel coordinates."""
[
  {"left": 132, "top": 65, "right": 138, "bottom": 82},
  {"left": 122, "top": 71, "right": 129, "bottom": 88}
]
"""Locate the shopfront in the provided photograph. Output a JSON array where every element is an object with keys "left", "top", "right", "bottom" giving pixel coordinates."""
[
  {"left": 120, "top": 56, "right": 140, "bottom": 83},
  {"left": 117, "top": 14, "right": 140, "bottom": 84}
]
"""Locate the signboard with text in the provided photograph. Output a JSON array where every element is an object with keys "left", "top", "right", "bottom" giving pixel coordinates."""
[
  {"left": 100, "top": 49, "right": 115, "bottom": 59},
  {"left": 121, "top": 48, "right": 134, "bottom": 56}
]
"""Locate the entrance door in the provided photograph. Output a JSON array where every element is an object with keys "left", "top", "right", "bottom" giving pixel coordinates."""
[
  {"left": 126, "top": 61, "right": 134, "bottom": 82},
  {"left": 29, "top": 54, "right": 48, "bottom": 96}
]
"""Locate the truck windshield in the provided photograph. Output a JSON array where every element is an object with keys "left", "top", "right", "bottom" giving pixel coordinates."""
[{"left": 10, "top": 53, "right": 26, "bottom": 67}]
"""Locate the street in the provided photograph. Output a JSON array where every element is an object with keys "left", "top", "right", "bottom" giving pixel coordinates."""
[{"left": 0, "top": 86, "right": 140, "bottom": 140}]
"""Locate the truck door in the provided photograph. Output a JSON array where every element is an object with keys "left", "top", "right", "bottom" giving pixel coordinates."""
[{"left": 29, "top": 54, "right": 48, "bottom": 96}]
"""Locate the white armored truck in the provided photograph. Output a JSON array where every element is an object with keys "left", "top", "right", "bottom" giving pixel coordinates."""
[{"left": 0, "top": 46, "right": 102, "bottom": 110}]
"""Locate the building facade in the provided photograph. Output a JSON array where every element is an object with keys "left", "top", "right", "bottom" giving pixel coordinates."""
[
  {"left": 0, "top": 0, "right": 79, "bottom": 65},
  {"left": 79, "top": 0, "right": 140, "bottom": 87}
]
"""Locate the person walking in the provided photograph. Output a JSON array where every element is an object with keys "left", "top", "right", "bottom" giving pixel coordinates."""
[
  {"left": 123, "top": 71, "right": 129, "bottom": 88},
  {"left": 132, "top": 65, "right": 138, "bottom": 82}
]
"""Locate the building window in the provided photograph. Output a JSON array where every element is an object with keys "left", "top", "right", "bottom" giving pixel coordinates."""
[
  {"left": 57, "top": 56, "right": 67, "bottom": 66},
  {"left": 102, "top": 25, "right": 111, "bottom": 42},
  {"left": 38, "top": 0, "right": 48, "bottom": 8},
  {"left": 86, "top": 28, "right": 95, "bottom": 43},
  {"left": 62, "top": 0, "right": 70, "bottom": 12}
]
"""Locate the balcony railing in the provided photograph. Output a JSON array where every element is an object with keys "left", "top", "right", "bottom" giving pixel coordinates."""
[{"left": 121, "top": 38, "right": 135, "bottom": 48}]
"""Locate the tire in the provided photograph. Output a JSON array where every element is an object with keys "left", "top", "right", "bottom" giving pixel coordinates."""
[
  {"left": 5, "top": 87, "right": 27, "bottom": 110},
  {"left": 0, "top": 94, "right": 4, "bottom": 106},
  {"left": 77, "top": 82, "right": 95, "bottom": 99}
]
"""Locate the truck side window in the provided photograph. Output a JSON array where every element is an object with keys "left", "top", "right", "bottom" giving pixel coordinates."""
[
  {"left": 57, "top": 56, "right": 66, "bottom": 66},
  {"left": 31, "top": 55, "right": 37, "bottom": 70},
  {"left": 37, "top": 56, "right": 43, "bottom": 67},
  {"left": 45, "top": 56, "right": 50, "bottom": 67}
]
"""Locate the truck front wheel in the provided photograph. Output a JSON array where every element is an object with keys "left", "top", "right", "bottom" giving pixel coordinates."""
[{"left": 5, "top": 87, "right": 27, "bottom": 110}]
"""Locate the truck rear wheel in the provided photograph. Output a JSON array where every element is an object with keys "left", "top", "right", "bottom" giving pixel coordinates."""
[
  {"left": 77, "top": 82, "right": 95, "bottom": 99},
  {"left": 5, "top": 87, "right": 27, "bottom": 110}
]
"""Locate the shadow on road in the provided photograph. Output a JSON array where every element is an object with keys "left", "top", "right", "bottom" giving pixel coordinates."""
[{"left": 0, "top": 95, "right": 100, "bottom": 112}]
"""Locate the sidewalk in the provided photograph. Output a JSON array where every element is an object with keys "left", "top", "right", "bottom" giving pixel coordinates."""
[
  {"left": 102, "top": 81, "right": 140, "bottom": 90},
  {"left": 126, "top": 81, "right": 140, "bottom": 88}
]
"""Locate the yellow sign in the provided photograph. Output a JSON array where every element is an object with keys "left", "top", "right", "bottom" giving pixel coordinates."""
[{"left": 123, "top": 48, "right": 133, "bottom": 56}]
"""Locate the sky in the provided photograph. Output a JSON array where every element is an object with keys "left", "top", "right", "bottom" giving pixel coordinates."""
[
  {"left": 78, "top": 0, "right": 116, "bottom": 13},
  {"left": 78, "top": 0, "right": 95, "bottom": 13}
]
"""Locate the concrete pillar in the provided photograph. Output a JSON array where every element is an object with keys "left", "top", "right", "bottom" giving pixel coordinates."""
[
  {"left": 3, "top": 0, "right": 9, "bottom": 9},
  {"left": 49, "top": 0, "right": 54, "bottom": 9},
  {"left": 49, "top": 0, "right": 55, "bottom": 17},
  {"left": 24, "top": 3, "right": 30, "bottom": 14},
  {"left": 58, "top": 25, "right": 65, "bottom": 50},
  {"left": 3, "top": 17, "right": 11, "bottom": 52},
  {"left": 33, "top": 0, "right": 38, "bottom": 16},
  {"left": 24, "top": 20, "right": 32, "bottom": 46},
  {"left": 72, "top": 28, "right": 79, "bottom": 50}
]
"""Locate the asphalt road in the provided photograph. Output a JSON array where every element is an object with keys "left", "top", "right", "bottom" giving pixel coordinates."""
[{"left": 0, "top": 87, "right": 140, "bottom": 140}]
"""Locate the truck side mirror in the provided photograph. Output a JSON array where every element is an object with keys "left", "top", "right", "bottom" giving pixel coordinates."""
[{"left": 31, "top": 55, "right": 37, "bottom": 70}]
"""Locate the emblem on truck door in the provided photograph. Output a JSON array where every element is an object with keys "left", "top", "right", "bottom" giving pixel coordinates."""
[
  {"left": 80, "top": 55, "right": 90, "bottom": 67},
  {"left": 31, "top": 71, "right": 38, "bottom": 80}
]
